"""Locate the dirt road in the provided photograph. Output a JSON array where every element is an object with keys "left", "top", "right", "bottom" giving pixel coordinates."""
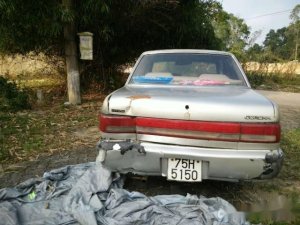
[{"left": 257, "top": 90, "right": 300, "bottom": 130}]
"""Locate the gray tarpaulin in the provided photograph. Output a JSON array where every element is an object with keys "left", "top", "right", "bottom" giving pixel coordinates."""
[{"left": 0, "top": 162, "right": 249, "bottom": 225}]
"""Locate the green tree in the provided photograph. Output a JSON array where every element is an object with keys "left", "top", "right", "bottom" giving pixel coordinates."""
[
  {"left": 290, "top": 4, "right": 300, "bottom": 22},
  {"left": 0, "top": 0, "right": 221, "bottom": 94},
  {"left": 285, "top": 22, "right": 300, "bottom": 60},
  {"left": 290, "top": 4, "right": 300, "bottom": 60},
  {"left": 76, "top": 0, "right": 221, "bottom": 89},
  {"left": 263, "top": 28, "right": 290, "bottom": 60},
  {"left": 260, "top": 4, "right": 300, "bottom": 61},
  {"left": 246, "top": 43, "right": 263, "bottom": 61},
  {"left": 0, "top": 0, "right": 65, "bottom": 54},
  {"left": 212, "top": 10, "right": 250, "bottom": 60},
  {"left": 0, "top": 0, "right": 86, "bottom": 104}
]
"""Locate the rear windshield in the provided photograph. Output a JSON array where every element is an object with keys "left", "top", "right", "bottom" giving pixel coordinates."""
[{"left": 129, "top": 53, "right": 246, "bottom": 86}]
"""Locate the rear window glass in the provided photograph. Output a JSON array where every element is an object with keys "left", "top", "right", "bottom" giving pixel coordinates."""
[{"left": 129, "top": 53, "right": 246, "bottom": 86}]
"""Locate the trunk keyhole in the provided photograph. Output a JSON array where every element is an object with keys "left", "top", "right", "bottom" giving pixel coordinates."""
[{"left": 185, "top": 105, "right": 189, "bottom": 110}]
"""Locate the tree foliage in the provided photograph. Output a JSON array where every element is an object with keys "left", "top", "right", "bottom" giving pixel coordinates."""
[
  {"left": 76, "top": 0, "right": 220, "bottom": 68},
  {"left": 0, "top": 0, "right": 225, "bottom": 90},
  {"left": 0, "top": 0, "right": 220, "bottom": 60},
  {"left": 290, "top": 4, "right": 300, "bottom": 22},
  {"left": 0, "top": 0, "right": 67, "bottom": 54},
  {"left": 245, "top": 4, "right": 300, "bottom": 62},
  {"left": 0, "top": 77, "right": 30, "bottom": 111},
  {"left": 263, "top": 28, "right": 290, "bottom": 60},
  {"left": 212, "top": 8, "right": 250, "bottom": 61},
  {"left": 246, "top": 43, "right": 263, "bottom": 61}
]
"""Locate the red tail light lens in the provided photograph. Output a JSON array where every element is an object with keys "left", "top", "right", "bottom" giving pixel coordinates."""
[
  {"left": 240, "top": 123, "right": 280, "bottom": 143},
  {"left": 135, "top": 118, "right": 241, "bottom": 142},
  {"left": 99, "top": 115, "right": 280, "bottom": 143},
  {"left": 99, "top": 114, "right": 136, "bottom": 133},
  {"left": 135, "top": 118, "right": 280, "bottom": 143}
]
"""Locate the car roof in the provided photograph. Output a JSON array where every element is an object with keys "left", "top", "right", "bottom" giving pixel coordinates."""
[{"left": 141, "top": 49, "right": 232, "bottom": 56}]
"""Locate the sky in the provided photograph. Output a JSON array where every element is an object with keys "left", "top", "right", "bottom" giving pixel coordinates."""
[{"left": 220, "top": 0, "right": 300, "bottom": 44}]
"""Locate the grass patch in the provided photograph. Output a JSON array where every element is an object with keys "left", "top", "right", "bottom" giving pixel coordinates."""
[
  {"left": 279, "top": 129, "right": 300, "bottom": 181},
  {"left": 16, "top": 78, "right": 65, "bottom": 89},
  {"left": 243, "top": 61, "right": 300, "bottom": 93},
  {"left": 247, "top": 191, "right": 300, "bottom": 224},
  {"left": 254, "top": 129, "right": 300, "bottom": 193},
  {"left": 248, "top": 218, "right": 300, "bottom": 225},
  {"left": 246, "top": 72, "right": 300, "bottom": 93},
  {"left": 0, "top": 96, "right": 102, "bottom": 162},
  {"left": 0, "top": 76, "right": 31, "bottom": 111}
]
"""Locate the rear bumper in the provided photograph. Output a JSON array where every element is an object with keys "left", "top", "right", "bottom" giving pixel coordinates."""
[{"left": 96, "top": 140, "right": 283, "bottom": 182}]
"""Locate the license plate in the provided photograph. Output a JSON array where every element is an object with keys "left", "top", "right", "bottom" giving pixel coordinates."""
[{"left": 167, "top": 158, "right": 202, "bottom": 182}]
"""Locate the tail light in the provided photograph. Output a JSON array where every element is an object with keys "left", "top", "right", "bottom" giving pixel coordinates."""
[
  {"left": 135, "top": 118, "right": 280, "bottom": 143},
  {"left": 240, "top": 123, "right": 280, "bottom": 143},
  {"left": 99, "top": 114, "right": 136, "bottom": 133},
  {"left": 135, "top": 118, "right": 241, "bottom": 142},
  {"left": 99, "top": 114, "right": 280, "bottom": 143}
]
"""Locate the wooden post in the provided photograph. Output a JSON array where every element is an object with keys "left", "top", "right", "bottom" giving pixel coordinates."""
[
  {"left": 36, "top": 89, "right": 44, "bottom": 105},
  {"left": 63, "top": 0, "right": 81, "bottom": 105}
]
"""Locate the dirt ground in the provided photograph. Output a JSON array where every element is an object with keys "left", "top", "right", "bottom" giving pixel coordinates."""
[
  {"left": 1, "top": 90, "right": 300, "bottom": 209},
  {"left": 258, "top": 90, "right": 300, "bottom": 130}
]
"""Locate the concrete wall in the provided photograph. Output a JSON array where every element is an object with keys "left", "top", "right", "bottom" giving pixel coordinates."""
[
  {"left": 244, "top": 61, "right": 300, "bottom": 75},
  {"left": 0, "top": 54, "right": 64, "bottom": 78}
]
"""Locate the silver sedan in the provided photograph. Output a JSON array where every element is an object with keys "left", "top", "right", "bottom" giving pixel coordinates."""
[{"left": 97, "top": 49, "right": 283, "bottom": 182}]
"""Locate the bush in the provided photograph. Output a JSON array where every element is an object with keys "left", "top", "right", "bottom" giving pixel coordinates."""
[
  {"left": 0, "top": 76, "right": 30, "bottom": 111},
  {"left": 80, "top": 66, "right": 129, "bottom": 93},
  {"left": 246, "top": 71, "right": 266, "bottom": 88}
]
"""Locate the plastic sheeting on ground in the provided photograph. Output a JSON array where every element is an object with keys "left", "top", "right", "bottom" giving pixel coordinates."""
[{"left": 0, "top": 162, "right": 249, "bottom": 225}]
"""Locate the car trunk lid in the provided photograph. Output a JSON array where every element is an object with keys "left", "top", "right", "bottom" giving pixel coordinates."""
[{"left": 107, "top": 86, "right": 277, "bottom": 123}]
